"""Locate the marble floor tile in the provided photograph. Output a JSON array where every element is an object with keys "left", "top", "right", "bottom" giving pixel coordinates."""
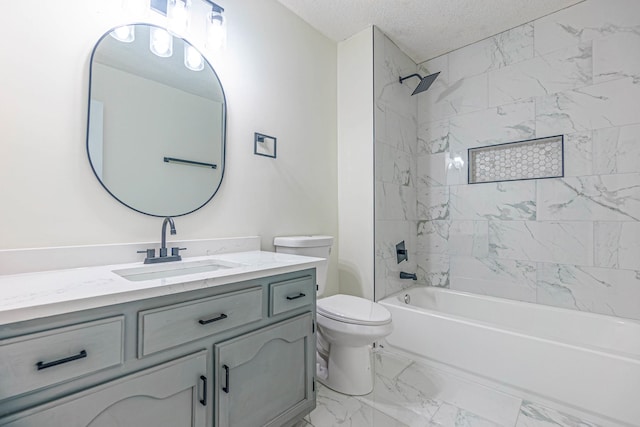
[
  {"left": 308, "top": 383, "right": 409, "bottom": 427},
  {"left": 514, "top": 401, "right": 603, "bottom": 427},
  {"left": 430, "top": 402, "right": 504, "bottom": 427},
  {"left": 359, "top": 352, "right": 442, "bottom": 425},
  {"left": 306, "top": 351, "right": 609, "bottom": 427},
  {"left": 354, "top": 351, "right": 521, "bottom": 427},
  {"left": 391, "top": 361, "right": 521, "bottom": 427},
  {"left": 360, "top": 369, "right": 442, "bottom": 426}
]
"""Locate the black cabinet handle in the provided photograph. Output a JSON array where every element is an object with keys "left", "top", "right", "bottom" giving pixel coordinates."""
[
  {"left": 199, "top": 375, "right": 207, "bottom": 406},
  {"left": 198, "top": 313, "right": 227, "bottom": 325},
  {"left": 222, "top": 364, "right": 230, "bottom": 393},
  {"left": 286, "top": 293, "right": 306, "bottom": 301},
  {"left": 36, "top": 350, "right": 87, "bottom": 371}
]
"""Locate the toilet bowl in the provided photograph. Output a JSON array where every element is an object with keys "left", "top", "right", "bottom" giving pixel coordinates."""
[
  {"left": 316, "top": 294, "right": 392, "bottom": 395},
  {"left": 273, "top": 235, "right": 394, "bottom": 396}
]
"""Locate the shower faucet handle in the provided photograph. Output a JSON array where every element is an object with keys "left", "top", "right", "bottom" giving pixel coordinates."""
[{"left": 396, "top": 240, "right": 408, "bottom": 264}]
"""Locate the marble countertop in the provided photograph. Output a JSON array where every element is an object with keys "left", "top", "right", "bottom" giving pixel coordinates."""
[{"left": 0, "top": 251, "right": 324, "bottom": 326}]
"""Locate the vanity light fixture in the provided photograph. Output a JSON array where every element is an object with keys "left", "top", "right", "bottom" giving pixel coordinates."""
[
  {"left": 109, "top": 25, "right": 135, "bottom": 43},
  {"left": 150, "top": 27, "right": 173, "bottom": 57},
  {"left": 205, "top": 1, "right": 226, "bottom": 51},
  {"left": 167, "top": 0, "right": 191, "bottom": 36},
  {"left": 184, "top": 44, "right": 204, "bottom": 71},
  {"left": 135, "top": 0, "right": 227, "bottom": 53}
]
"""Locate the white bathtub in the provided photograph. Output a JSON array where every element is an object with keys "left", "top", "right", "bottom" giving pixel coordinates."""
[{"left": 379, "top": 286, "right": 640, "bottom": 426}]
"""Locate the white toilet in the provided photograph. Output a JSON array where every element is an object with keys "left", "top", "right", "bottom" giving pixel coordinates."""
[{"left": 274, "top": 235, "right": 393, "bottom": 396}]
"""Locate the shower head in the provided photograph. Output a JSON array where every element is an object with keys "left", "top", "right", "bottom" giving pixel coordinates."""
[{"left": 398, "top": 71, "right": 440, "bottom": 96}]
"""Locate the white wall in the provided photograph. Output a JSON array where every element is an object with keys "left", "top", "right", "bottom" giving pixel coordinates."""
[
  {"left": 0, "top": 0, "right": 339, "bottom": 294},
  {"left": 337, "top": 28, "right": 374, "bottom": 300}
]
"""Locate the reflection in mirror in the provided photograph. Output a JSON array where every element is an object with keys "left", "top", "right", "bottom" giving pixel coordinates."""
[{"left": 87, "top": 24, "right": 226, "bottom": 217}]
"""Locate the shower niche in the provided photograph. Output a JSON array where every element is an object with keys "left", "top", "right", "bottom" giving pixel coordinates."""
[{"left": 468, "top": 135, "right": 564, "bottom": 184}]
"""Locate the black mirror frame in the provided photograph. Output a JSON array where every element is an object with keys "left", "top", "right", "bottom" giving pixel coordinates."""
[{"left": 86, "top": 23, "right": 227, "bottom": 217}]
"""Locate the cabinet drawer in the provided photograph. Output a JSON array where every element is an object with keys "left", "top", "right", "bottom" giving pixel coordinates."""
[
  {"left": 0, "top": 351, "right": 208, "bottom": 427},
  {"left": 0, "top": 316, "right": 124, "bottom": 400},
  {"left": 139, "top": 287, "right": 263, "bottom": 357},
  {"left": 269, "top": 275, "right": 315, "bottom": 316}
]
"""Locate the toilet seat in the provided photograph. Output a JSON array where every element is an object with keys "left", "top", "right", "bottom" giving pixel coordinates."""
[{"left": 317, "top": 294, "right": 391, "bottom": 326}]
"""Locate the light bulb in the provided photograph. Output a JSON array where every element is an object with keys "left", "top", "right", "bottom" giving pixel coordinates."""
[
  {"left": 110, "top": 25, "right": 135, "bottom": 43},
  {"left": 167, "top": 0, "right": 191, "bottom": 36},
  {"left": 206, "top": 5, "right": 226, "bottom": 51},
  {"left": 150, "top": 27, "right": 173, "bottom": 58},
  {"left": 184, "top": 44, "right": 204, "bottom": 71}
]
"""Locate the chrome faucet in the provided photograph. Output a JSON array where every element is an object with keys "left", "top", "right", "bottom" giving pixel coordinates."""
[{"left": 138, "top": 217, "right": 186, "bottom": 264}]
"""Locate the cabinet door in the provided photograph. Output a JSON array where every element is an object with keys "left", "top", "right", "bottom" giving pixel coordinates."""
[
  {"left": 215, "top": 313, "right": 314, "bottom": 427},
  {"left": 1, "top": 351, "right": 208, "bottom": 427}
]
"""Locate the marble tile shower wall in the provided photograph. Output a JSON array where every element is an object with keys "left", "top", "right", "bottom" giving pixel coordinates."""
[
  {"left": 373, "top": 28, "right": 420, "bottom": 300},
  {"left": 414, "top": 0, "right": 640, "bottom": 320}
]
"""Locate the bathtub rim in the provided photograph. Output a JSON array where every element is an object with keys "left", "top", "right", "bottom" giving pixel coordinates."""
[{"left": 380, "top": 285, "right": 640, "bottom": 362}]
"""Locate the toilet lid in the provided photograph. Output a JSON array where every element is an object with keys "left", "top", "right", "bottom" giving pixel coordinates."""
[{"left": 317, "top": 294, "right": 392, "bottom": 326}]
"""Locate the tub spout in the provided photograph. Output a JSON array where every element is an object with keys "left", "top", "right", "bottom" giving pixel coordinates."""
[{"left": 399, "top": 272, "right": 417, "bottom": 280}]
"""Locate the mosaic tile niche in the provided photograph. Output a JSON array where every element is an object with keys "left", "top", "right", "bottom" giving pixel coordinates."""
[{"left": 468, "top": 135, "right": 564, "bottom": 184}]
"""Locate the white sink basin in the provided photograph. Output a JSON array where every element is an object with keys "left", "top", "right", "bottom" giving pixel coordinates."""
[{"left": 113, "top": 259, "right": 244, "bottom": 282}]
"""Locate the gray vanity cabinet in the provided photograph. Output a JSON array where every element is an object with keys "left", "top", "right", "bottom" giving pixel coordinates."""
[
  {"left": 215, "top": 313, "right": 314, "bottom": 427},
  {"left": 1, "top": 351, "right": 207, "bottom": 427},
  {"left": 0, "top": 268, "right": 316, "bottom": 427}
]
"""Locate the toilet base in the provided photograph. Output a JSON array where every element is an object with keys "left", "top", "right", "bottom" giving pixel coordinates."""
[{"left": 320, "top": 345, "right": 373, "bottom": 396}]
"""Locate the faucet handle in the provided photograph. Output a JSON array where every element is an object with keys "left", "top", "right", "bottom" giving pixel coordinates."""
[
  {"left": 137, "top": 249, "right": 156, "bottom": 264},
  {"left": 137, "top": 249, "right": 156, "bottom": 258},
  {"left": 171, "top": 247, "right": 187, "bottom": 257}
]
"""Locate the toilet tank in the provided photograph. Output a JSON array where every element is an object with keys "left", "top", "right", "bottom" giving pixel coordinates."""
[{"left": 273, "top": 236, "right": 334, "bottom": 296}]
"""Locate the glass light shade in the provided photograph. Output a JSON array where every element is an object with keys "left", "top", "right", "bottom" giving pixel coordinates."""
[
  {"left": 150, "top": 27, "right": 173, "bottom": 58},
  {"left": 167, "top": 0, "right": 191, "bottom": 36},
  {"left": 206, "top": 8, "right": 226, "bottom": 50},
  {"left": 184, "top": 44, "right": 204, "bottom": 71},
  {"left": 110, "top": 25, "right": 135, "bottom": 43}
]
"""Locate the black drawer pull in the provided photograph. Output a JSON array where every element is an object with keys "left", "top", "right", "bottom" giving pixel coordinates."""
[
  {"left": 198, "top": 313, "right": 228, "bottom": 325},
  {"left": 199, "top": 375, "right": 207, "bottom": 406},
  {"left": 222, "top": 364, "right": 230, "bottom": 393},
  {"left": 286, "top": 293, "right": 306, "bottom": 300},
  {"left": 36, "top": 350, "right": 87, "bottom": 371}
]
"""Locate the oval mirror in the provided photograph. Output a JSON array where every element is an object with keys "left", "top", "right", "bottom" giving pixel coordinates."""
[{"left": 86, "top": 24, "right": 226, "bottom": 217}]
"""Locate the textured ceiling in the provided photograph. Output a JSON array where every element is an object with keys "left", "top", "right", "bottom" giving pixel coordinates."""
[{"left": 275, "top": 0, "right": 583, "bottom": 63}]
